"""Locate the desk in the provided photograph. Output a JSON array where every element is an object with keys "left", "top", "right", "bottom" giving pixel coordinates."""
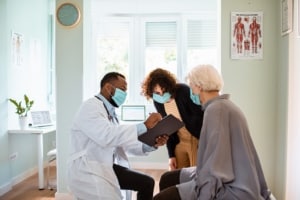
[{"left": 8, "top": 126, "right": 56, "bottom": 190}]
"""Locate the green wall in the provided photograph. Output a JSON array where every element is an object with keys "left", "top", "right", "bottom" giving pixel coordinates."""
[
  {"left": 55, "top": 0, "right": 84, "bottom": 194},
  {"left": 0, "top": 0, "right": 56, "bottom": 195},
  {"left": 0, "top": 0, "right": 10, "bottom": 191},
  {"left": 221, "top": 0, "right": 286, "bottom": 199}
]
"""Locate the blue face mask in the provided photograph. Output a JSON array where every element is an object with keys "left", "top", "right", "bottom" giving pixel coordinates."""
[
  {"left": 190, "top": 89, "right": 201, "bottom": 105},
  {"left": 112, "top": 88, "right": 127, "bottom": 107},
  {"left": 153, "top": 92, "right": 171, "bottom": 104}
]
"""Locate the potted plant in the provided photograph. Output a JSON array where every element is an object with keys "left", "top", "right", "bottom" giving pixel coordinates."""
[{"left": 9, "top": 94, "right": 34, "bottom": 129}]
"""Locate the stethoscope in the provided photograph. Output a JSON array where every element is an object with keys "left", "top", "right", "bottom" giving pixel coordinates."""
[{"left": 94, "top": 95, "right": 119, "bottom": 123}]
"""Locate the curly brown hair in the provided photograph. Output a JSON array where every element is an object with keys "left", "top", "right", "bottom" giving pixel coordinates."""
[{"left": 141, "top": 68, "right": 177, "bottom": 100}]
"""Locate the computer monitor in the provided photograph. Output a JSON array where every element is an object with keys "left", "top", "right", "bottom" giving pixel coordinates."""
[
  {"left": 121, "top": 105, "right": 146, "bottom": 121},
  {"left": 30, "top": 110, "right": 53, "bottom": 127}
]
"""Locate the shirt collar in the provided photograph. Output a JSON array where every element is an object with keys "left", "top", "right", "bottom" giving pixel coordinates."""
[{"left": 95, "top": 93, "right": 116, "bottom": 117}]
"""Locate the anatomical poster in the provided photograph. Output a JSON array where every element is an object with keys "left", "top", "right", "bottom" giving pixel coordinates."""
[{"left": 231, "top": 12, "right": 263, "bottom": 60}]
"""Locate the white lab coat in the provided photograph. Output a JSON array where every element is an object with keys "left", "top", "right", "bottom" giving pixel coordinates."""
[{"left": 67, "top": 97, "right": 148, "bottom": 200}]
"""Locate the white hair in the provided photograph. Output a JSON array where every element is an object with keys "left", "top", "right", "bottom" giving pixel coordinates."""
[{"left": 187, "top": 64, "right": 224, "bottom": 91}]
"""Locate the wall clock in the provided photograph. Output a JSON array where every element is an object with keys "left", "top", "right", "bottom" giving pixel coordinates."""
[{"left": 56, "top": 3, "right": 81, "bottom": 27}]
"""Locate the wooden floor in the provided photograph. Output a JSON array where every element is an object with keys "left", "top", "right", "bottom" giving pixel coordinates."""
[
  {"left": 0, "top": 166, "right": 57, "bottom": 200},
  {"left": 0, "top": 166, "right": 166, "bottom": 200}
]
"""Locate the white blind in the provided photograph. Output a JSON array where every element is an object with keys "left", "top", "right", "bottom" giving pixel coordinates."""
[
  {"left": 187, "top": 20, "right": 217, "bottom": 48},
  {"left": 145, "top": 22, "right": 177, "bottom": 47}
]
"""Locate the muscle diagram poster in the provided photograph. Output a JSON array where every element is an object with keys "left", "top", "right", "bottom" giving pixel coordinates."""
[{"left": 231, "top": 12, "right": 263, "bottom": 60}]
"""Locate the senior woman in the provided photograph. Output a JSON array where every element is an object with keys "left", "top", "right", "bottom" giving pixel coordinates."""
[{"left": 153, "top": 64, "right": 273, "bottom": 200}]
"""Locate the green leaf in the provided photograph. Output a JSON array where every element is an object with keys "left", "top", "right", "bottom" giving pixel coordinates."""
[
  {"left": 9, "top": 99, "right": 19, "bottom": 107},
  {"left": 24, "top": 94, "right": 29, "bottom": 105},
  {"left": 8, "top": 94, "right": 34, "bottom": 117}
]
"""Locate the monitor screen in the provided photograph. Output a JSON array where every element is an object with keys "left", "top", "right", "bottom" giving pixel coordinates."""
[
  {"left": 30, "top": 110, "right": 53, "bottom": 127},
  {"left": 121, "top": 105, "right": 146, "bottom": 121}
]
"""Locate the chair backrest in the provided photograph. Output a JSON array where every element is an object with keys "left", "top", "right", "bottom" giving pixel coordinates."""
[{"left": 47, "top": 148, "right": 57, "bottom": 160}]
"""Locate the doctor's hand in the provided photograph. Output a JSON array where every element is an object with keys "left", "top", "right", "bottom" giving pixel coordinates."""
[
  {"left": 154, "top": 135, "right": 169, "bottom": 148},
  {"left": 144, "top": 112, "right": 162, "bottom": 129}
]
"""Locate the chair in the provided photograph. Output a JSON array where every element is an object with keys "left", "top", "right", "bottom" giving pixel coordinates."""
[{"left": 46, "top": 148, "right": 57, "bottom": 190}]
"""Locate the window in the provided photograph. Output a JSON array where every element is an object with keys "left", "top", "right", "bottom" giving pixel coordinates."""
[
  {"left": 145, "top": 21, "right": 177, "bottom": 76},
  {"left": 96, "top": 21, "right": 130, "bottom": 81},
  {"left": 91, "top": 14, "right": 218, "bottom": 105},
  {"left": 186, "top": 19, "right": 217, "bottom": 73}
]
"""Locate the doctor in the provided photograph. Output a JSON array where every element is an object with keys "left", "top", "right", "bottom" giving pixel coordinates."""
[{"left": 67, "top": 72, "right": 168, "bottom": 200}]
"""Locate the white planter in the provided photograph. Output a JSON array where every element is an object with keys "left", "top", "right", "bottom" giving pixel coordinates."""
[{"left": 19, "top": 116, "right": 28, "bottom": 130}]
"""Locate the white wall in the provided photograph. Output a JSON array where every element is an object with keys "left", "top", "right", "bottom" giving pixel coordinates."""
[
  {"left": 285, "top": 0, "right": 300, "bottom": 198},
  {"left": 91, "top": 0, "right": 217, "bottom": 15}
]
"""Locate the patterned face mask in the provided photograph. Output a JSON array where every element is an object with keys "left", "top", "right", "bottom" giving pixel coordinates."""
[{"left": 152, "top": 92, "right": 171, "bottom": 104}]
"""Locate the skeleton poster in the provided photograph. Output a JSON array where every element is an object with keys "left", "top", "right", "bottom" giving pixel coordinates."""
[
  {"left": 231, "top": 12, "right": 263, "bottom": 60},
  {"left": 11, "top": 32, "right": 24, "bottom": 66}
]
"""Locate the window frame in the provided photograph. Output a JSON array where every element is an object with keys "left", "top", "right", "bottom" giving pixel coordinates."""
[{"left": 90, "top": 13, "right": 218, "bottom": 105}]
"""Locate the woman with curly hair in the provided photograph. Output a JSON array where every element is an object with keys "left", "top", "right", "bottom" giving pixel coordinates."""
[{"left": 141, "top": 68, "right": 204, "bottom": 170}]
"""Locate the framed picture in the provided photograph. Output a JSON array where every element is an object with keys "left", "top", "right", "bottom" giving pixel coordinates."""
[
  {"left": 231, "top": 12, "right": 263, "bottom": 60},
  {"left": 281, "top": 0, "right": 293, "bottom": 36}
]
